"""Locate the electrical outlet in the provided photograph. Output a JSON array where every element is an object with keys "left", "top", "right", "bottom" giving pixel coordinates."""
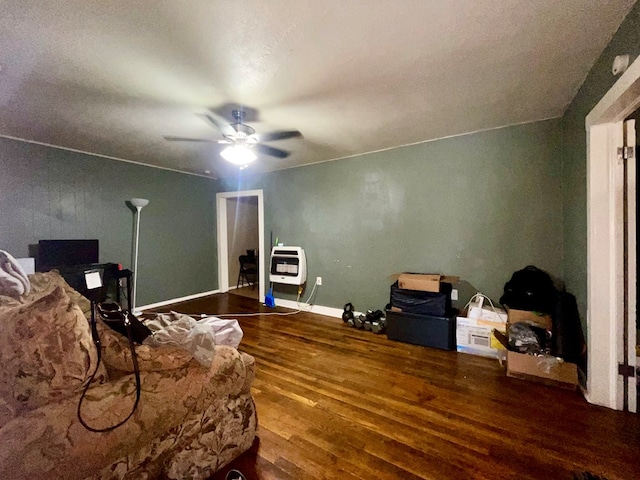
[
  {"left": 316, "top": 276, "right": 322, "bottom": 285},
  {"left": 451, "top": 289, "right": 458, "bottom": 301}
]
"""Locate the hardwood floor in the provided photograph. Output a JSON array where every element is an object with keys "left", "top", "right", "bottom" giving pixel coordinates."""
[
  {"left": 148, "top": 294, "right": 640, "bottom": 480},
  {"left": 230, "top": 285, "right": 261, "bottom": 301}
]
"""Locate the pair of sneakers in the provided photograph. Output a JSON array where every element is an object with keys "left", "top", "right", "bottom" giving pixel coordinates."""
[{"left": 225, "top": 469, "right": 246, "bottom": 480}]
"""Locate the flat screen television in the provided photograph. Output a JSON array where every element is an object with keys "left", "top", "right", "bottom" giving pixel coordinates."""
[{"left": 37, "top": 239, "right": 99, "bottom": 271}]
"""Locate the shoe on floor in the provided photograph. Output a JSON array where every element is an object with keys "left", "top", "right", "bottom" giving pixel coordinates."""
[
  {"left": 573, "top": 472, "right": 608, "bottom": 480},
  {"left": 225, "top": 469, "right": 246, "bottom": 480}
]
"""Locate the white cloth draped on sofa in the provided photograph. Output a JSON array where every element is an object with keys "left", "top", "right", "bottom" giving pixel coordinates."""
[
  {"left": 0, "top": 250, "right": 30, "bottom": 298},
  {"left": 143, "top": 311, "right": 244, "bottom": 367}
]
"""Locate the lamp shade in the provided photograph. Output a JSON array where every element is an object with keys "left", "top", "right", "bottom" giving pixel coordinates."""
[{"left": 131, "top": 198, "right": 149, "bottom": 208}]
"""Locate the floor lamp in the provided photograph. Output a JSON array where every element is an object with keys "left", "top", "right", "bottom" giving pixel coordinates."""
[{"left": 130, "top": 198, "right": 149, "bottom": 313}]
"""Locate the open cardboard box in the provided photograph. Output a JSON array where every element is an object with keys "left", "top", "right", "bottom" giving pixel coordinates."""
[
  {"left": 506, "top": 351, "right": 578, "bottom": 389},
  {"left": 394, "top": 273, "right": 460, "bottom": 293},
  {"left": 504, "top": 308, "right": 578, "bottom": 389},
  {"left": 506, "top": 307, "right": 552, "bottom": 331}
]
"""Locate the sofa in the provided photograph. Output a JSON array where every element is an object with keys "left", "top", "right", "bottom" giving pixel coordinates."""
[{"left": 0, "top": 271, "right": 257, "bottom": 480}]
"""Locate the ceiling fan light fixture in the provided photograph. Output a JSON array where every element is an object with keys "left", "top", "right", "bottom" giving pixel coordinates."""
[{"left": 220, "top": 144, "right": 257, "bottom": 166}]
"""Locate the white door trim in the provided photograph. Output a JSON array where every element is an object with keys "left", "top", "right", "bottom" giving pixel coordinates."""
[
  {"left": 585, "top": 55, "right": 640, "bottom": 409},
  {"left": 216, "top": 189, "right": 265, "bottom": 302},
  {"left": 624, "top": 119, "right": 638, "bottom": 413}
]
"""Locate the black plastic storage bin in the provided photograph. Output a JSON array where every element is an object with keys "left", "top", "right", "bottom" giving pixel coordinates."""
[{"left": 385, "top": 309, "right": 456, "bottom": 350}]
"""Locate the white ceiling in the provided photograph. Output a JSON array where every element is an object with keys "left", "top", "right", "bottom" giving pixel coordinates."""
[{"left": 0, "top": 1, "right": 636, "bottom": 178}]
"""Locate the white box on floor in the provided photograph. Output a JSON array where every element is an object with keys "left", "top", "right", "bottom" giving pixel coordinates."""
[{"left": 456, "top": 316, "right": 506, "bottom": 359}]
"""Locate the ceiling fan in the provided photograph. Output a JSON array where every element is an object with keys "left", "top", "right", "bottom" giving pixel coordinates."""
[{"left": 164, "top": 109, "right": 302, "bottom": 166}]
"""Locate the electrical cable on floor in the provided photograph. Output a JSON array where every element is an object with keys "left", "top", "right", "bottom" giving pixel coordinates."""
[
  {"left": 143, "top": 308, "right": 303, "bottom": 318},
  {"left": 213, "top": 310, "right": 301, "bottom": 317},
  {"left": 213, "top": 289, "right": 304, "bottom": 317},
  {"left": 298, "top": 280, "right": 318, "bottom": 309},
  {"left": 462, "top": 292, "right": 500, "bottom": 315}
]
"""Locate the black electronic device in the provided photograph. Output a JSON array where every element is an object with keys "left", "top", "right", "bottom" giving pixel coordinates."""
[
  {"left": 37, "top": 239, "right": 99, "bottom": 271},
  {"left": 54, "top": 262, "right": 130, "bottom": 308}
]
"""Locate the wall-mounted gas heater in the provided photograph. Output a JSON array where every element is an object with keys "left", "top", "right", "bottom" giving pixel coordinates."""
[{"left": 269, "top": 246, "right": 307, "bottom": 285}]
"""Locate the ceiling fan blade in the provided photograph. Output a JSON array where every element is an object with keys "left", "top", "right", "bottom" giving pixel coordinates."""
[
  {"left": 254, "top": 130, "right": 302, "bottom": 142},
  {"left": 197, "top": 112, "right": 236, "bottom": 137},
  {"left": 255, "top": 143, "right": 291, "bottom": 159},
  {"left": 163, "top": 135, "right": 218, "bottom": 142}
]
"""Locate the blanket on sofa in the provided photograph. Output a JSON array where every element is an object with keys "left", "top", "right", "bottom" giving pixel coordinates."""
[{"left": 0, "top": 250, "right": 30, "bottom": 298}]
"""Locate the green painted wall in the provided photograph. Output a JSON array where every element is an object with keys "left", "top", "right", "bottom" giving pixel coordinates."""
[
  {"left": 219, "top": 119, "right": 563, "bottom": 311},
  {"left": 0, "top": 137, "right": 218, "bottom": 306},
  {"left": 561, "top": 3, "right": 640, "bottom": 323},
  {"left": 8, "top": 0, "right": 637, "bottom": 314}
]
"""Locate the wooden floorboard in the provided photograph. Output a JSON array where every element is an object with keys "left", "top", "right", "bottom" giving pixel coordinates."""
[
  {"left": 147, "top": 294, "right": 640, "bottom": 480},
  {"left": 230, "top": 285, "right": 261, "bottom": 301}
]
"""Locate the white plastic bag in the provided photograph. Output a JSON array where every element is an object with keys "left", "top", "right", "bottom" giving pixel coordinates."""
[{"left": 143, "top": 312, "right": 243, "bottom": 367}]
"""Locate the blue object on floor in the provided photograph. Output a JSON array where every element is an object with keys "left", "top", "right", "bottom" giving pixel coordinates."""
[{"left": 264, "top": 288, "right": 275, "bottom": 308}]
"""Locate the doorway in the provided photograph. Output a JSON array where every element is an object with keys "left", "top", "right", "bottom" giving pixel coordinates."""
[
  {"left": 216, "top": 190, "right": 265, "bottom": 303},
  {"left": 227, "top": 196, "right": 259, "bottom": 300},
  {"left": 586, "top": 56, "right": 640, "bottom": 412}
]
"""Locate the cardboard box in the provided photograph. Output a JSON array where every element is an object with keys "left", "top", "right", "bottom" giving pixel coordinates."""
[
  {"left": 506, "top": 308, "right": 552, "bottom": 331},
  {"left": 386, "top": 309, "right": 456, "bottom": 350},
  {"left": 456, "top": 316, "right": 506, "bottom": 358},
  {"left": 506, "top": 351, "right": 578, "bottom": 389},
  {"left": 396, "top": 273, "right": 459, "bottom": 293},
  {"left": 504, "top": 307, "right": 577, "bottom": 389}
]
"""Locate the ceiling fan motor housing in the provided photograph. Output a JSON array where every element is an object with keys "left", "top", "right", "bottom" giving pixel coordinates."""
[
  {"left": 229, "top": 110, "right": 256, "bottom": 137},
  {"left": 164, "top": 107, "right": 302, "bottom": 161}
]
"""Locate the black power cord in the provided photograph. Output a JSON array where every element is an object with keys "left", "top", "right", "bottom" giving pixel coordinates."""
[{"left": 77, "top": 304, "right": 142, "bottom": 432}]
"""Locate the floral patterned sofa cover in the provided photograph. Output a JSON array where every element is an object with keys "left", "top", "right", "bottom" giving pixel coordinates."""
[{"left": 0, "top": 271, "right": 257, "bottom": 480}]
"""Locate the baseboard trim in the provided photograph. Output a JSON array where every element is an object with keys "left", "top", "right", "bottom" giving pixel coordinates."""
[
  {"left": 581, "top": 385, "right": 592, "bottom": 405},
  {"left": 274, "top": 298, "right": 344, "bottom": 319},
  {"left": 138, "top": 290, "right": 220, "bottom": 311},
  {"left": 137, "top": 291, "right": 343, "bottom": 320},
  {"left": 229, "top": 283, "right": 255, "bottom": 290}
]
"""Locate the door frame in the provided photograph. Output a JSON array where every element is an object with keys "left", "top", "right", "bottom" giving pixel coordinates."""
[
  {"left": 586, "top": 55, "right": 640, "bottom": 410},
  {"left": 216, "top": 189, "right": 265, "bottom": 302}
]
